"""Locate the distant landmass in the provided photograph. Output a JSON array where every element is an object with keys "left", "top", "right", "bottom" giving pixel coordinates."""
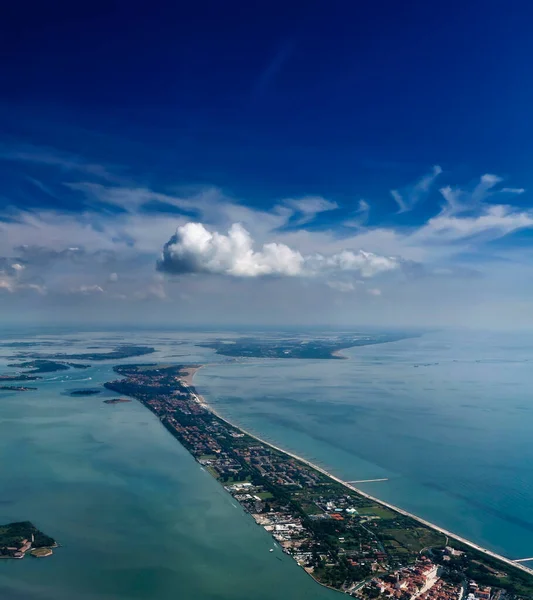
[
  {"left": 0, "top": 385, "right": 37, "bottom": 392},
  {"left": 0, "top": 374, "right": 41, "bottom": 382},
  {"left": 7, "top": 359, "right": 71, "bottom": 374},
  {"left": 197, "top": 333, "right": 417, "bottom": 359},
  {"left": 0, "top": 342, "right": 60, "bottom": 348},
  {"left": 13, "top": 345, "right": 155, "bottom": 362},
  {"left": 5, "top": 359, "right": 92, "bottom": 377}
]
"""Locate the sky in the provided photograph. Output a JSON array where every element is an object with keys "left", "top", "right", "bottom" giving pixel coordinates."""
[{"left": 1, "top": 0, "right": 533, "bottom": 329}]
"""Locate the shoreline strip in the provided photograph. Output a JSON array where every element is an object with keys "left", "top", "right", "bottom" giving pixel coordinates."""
[{"left": 188, "top": 367, "right": 533, "bottom": 579}]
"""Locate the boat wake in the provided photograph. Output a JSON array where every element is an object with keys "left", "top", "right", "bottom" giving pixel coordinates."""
[{"left": 44, "top": 376, "right": 93, "bottom": 383}]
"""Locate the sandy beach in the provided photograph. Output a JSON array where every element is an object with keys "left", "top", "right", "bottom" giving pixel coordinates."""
[
  {"left": 179, "top": 365, "right": 204, "bottom": 387},
  {"left": 185, "top": 367, "right": 533, "bottom": 579}
]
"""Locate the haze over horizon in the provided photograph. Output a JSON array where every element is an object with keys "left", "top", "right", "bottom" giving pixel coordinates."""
[{"left": 1, "top": 1, "right": 533, "bottom": 330}]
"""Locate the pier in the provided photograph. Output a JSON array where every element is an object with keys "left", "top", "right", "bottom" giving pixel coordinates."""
[{"left": 514, "top": 558, "right": 533, "bottom": 563}]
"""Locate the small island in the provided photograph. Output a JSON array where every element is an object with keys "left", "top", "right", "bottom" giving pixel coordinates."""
[
  {"left": 0, "top": 385, "right": 37, "bottom": 391},
  {"left": 103, "top": 397, "right": 131, "bottom": 404},
  {"left": 4, "top": 360, "right": 92, "bottom": 378},
  {"left": 0, "top": 521, "right": 56, "bottom": 559},
  {"left": 7, "top": 359, "right": 71, "bottom": 374},
  {"left": 70, "top": 389, "right": 101, "bottom": 396},
  {"left": 0, "top": 374, "right": 41, "bottom": 382}
]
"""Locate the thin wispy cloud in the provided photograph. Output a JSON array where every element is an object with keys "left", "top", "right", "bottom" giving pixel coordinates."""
[
  {"left": 343, "top": 199, "right": 370, "bottom": 228},
  {"left": 0, "top": 145, "right": 120, "bottom": 183},
  {"left": 284, "top": 196, "right": 338, "bottom": 225},
  {"left": 253, "top": 40, "right": 295, "bottom": 96},
  {"left": 440, "top": 174, "right": 527, "bottom": 216},
  {"left": 391, "top": 165, "right": 442, "bottom": 213}
]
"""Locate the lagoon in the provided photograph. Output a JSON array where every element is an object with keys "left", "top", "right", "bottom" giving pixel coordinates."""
[
  {"left": 0, "top": 340, "right": 336, "bottom": 600},
  {"left": 2, "top": 329, "right": 533, "bottom": 598},
  {"left": 196, "top": 330, "right": 533, "bottom": 563}
]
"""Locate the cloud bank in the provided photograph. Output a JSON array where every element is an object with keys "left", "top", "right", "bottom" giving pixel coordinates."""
[{"left": 2, "top": 147, "right": 533, "bottom": 329}]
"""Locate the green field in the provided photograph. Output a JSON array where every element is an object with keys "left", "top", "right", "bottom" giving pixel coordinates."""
[
  {"left": 256, "top": 492, "right": 274, "bottom": 500},
  {"left": 357, "top": 505, "right": 397, "bottom": 519},
  {"left": 383, "top": 527, "right": 446, "bottom": 552}
]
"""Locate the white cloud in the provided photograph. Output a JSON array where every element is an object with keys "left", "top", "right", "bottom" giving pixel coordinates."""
[
  {"left": 72, "top": 284, "right": 105, "bottom": 295},
  {"left": 2, "top": 155, "right": 533, "bottom": 330},
  {"left": 284, "top": 196, "right": 338, "bottom": 225},
  {"left": 411, "top": 174, "right": 533, "bottom": 244},
  {"left": 0, "top": 145, "right": 119, "bottom": 182},
  {"left": 158, "top": 222, "right": 398, "bottom": 279},
  {"left": 343, "top": 199, "right": 370, "bottom": 228},
  {"left": 134, "top": 276, "right": 167, "bottom": 301},
  {"left": 391, "top": 165, "right": 442, "bottom": 213},
  {"left": 0, "top": 276, "right": 15, "bottom": 293},
  {"left": 358, "top": 199, "right": 370, "bottom": 212},
  {"left": 0, "top": 257, "right": 47, "bottom": 295},
  {"left": 472, "top": 173, "right": 503, "bottom": 203},
  {"left": 390, "top": 189, "right": 406, "bottom": 213},
  {"left": 308, "top": 249, "right": 398, "bottom": 278},
  {"left": 66, "top": 182, "right": 189, "bottom": 213},
  {"left": 158, "top": 222, "right": 304, "bottom": 277},
  {"left": 501, "top": 187, "right": 525, "bottom": 194},
  {"left": 326, "top": 281, "right": 357, "bottom": 292},
  {"left": 439, "top": 185, "right": 464, "bottom": 215},
  {"left": 439, "top": 173, "right": 526, "bottom": 217},
  {"left": 416, "top": 204, "right": 533, "bottom": 243},
  {"left": 0, "top": 272, "right": 46, "bottom": 295}
]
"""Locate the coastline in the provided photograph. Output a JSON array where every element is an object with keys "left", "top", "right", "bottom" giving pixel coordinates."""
[{"left": 188, "top": 366, "right": 533, "bottom": 579}]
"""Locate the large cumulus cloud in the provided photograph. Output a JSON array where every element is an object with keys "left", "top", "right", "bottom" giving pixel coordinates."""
[{"left": 157, "top": 222, "right": 398, "bottom": 278}]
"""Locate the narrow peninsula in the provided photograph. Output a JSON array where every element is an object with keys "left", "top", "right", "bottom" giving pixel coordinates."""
[
  {"left": 13, "top": 344, "right": 155, "bottom": 362},
  {"left": 105, "top": 364, "right": 533, "bottom": 599},
  {"left": 197, "top": 333, "right": 417, "bottom": 360}
]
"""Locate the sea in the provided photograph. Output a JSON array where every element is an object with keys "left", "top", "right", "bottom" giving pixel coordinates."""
[{"left": 0, "top": 329, "right": 532, "bottom": 599}]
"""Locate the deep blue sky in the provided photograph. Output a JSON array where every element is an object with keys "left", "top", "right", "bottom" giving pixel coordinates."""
[
  {"left": 1, "top": 1, "right": 533, "bottom": 329},
  {"left": 2, "top": 0, "right": 533, "bottom": 207}
]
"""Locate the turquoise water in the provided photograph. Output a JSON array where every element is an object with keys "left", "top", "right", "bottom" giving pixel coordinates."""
[
  {"left": 195, "top": 331, "right": 533, "bottom": 562},
  {"left": 1, "top": 329, "right": 533, "bottom": 599},
  {"left": 0, "top": 335, "right": 337, "bottom": 600}
]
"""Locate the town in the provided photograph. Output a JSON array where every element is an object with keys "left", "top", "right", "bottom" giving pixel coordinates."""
[{"left": 105, "top": 364, "right": 533, "bottom": 600}]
